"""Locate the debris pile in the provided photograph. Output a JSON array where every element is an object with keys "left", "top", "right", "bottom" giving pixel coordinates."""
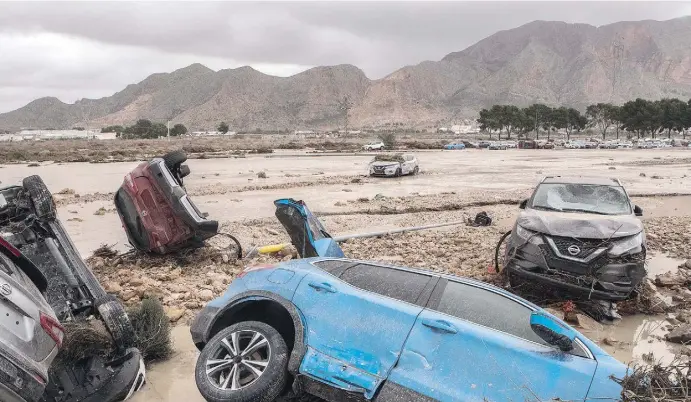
[{"left": 619, "top": 358, "right": 691, "bottom": 401}]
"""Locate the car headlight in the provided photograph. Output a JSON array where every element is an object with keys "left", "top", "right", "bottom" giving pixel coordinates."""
[
  {"left": 609, "top": 232, "right": 644, "bottom": 256},
  {"left": 515, "top": 225, "right": 537, "bottom": 241}
]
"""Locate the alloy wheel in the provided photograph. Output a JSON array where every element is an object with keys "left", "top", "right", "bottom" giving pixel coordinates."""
[{"left": 205, "top": 330, "right": 271, "bottom": 391}]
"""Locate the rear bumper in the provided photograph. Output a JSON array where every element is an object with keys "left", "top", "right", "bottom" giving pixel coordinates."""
[{"left": 0, "top": 352, "right": 46, "bottom": 402}]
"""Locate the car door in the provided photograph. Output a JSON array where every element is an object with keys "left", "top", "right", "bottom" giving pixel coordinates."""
[
  {"left": 385, "top": 279, "right": 597, "bottom": 402},
  {"left": 292, "top": 263, "right": 436, "bottom": 398}
]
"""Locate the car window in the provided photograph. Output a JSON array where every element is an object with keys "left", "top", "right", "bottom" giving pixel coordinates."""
[
  {"left": 312, "top": 259, "right": 353, "bottom": 277},
  {"left": 531, "top": 183, "right": 631, "bottom": 215},
  {"left": 435, "top": 281, "right": 547, "bottom": 345},
  {"left": 340, "top": 264, "right": 430, "bottom": 304}
]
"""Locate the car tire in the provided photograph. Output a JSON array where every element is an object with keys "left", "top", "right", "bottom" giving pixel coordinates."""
[
  {"left": 195, "top": 321, "right": 289, "bottom": 402},
  {"left": 395, "top": 168, "right": 402, "bottom": 177},
  {"left": 413, "top": 166, "right": 419, "bottom": 175},
  {"left": 162, "top": 150, "right": 187, "bottom": 169},
  {"left": 96, "top": 295, "right": 137, "bottom": 350},
  {"left": 22, "top": 175, "right": 56, "bottom": 221}
]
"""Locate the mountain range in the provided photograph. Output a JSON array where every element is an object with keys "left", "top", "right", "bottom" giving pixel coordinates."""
[{"left": 2, "top": 16, "right": 691, "bottom": 131}]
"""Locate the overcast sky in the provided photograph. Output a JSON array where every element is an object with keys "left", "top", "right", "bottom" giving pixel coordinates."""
[{"left": 1, "top": 1, "right": 690, "bottom": 113}]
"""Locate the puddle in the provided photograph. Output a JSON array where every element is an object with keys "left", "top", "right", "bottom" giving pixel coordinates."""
[
  {"left": 593, "top": 315, "right": 683, "bottom": 366},
  {"left": 646, "top": 253, "right": 686, "bottom": 278},
  {"left": 130, "top": 326, "right": 205, "bottom": 402}
]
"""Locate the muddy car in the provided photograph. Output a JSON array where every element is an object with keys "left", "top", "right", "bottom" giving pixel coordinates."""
[
  {"left": 115, "top": 151, "right": 218, "bottom": 254},
  {"left": 0, "top": 176, "right": 145, "bottom": 401},
  {"left": 0, "top": 237, "right": 62, "bottom": 402},
  {"left": 368, "top": 153, "right": 419, "bottom": 177},
  {"left": 502, "top": 176, "right": 646, "bottom": 301},
  {"left": 191, "top": 257, "right": 627, "bottom": 402}
]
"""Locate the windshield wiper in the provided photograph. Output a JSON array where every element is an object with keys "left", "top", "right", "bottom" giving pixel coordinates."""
[
  {"left": 560, "top": 208, "right": 611, "bottom": 215},
  {"left": 532, "top": 205, "right": 563, "bottom": 212}
]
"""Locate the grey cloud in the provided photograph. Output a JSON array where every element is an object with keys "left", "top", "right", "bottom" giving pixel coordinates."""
[{"left": 0, "top": 1, "right": 690, "bottom": 113}]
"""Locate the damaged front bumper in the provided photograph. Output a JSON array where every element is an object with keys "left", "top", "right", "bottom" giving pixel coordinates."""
[{"left": 505, "top": 231, "right": 646, "bottom": 301}]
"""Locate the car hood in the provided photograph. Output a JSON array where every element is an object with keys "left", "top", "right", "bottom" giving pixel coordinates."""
[
  {"left": 370, "top": 161, "right": 400, "bottom": 167},
  {"left": 517, "top": 209, "right": 643, "bottom": 239}
]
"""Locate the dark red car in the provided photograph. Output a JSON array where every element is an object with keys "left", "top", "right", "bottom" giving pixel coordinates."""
[{"left": 114, "top": 151, "right": 218, "bottom": 254}]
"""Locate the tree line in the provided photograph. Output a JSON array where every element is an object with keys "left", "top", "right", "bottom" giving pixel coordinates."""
[
  {"left": 478, "top": 98, "right": 691, "bottom": 141},
  {"left": 102, "top": 120, "right": 187, "bottom": 139}
]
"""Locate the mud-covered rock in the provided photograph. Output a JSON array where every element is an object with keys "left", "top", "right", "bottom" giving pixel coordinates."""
[
  {"left": 665, "top": 324, "right": 691, "bottom": 344},
  {"left": 655, "top": 272, "right": 688, "bottom": 287},
  {"left": 164, "top": 307, "right": 186, "bottom": 323}
]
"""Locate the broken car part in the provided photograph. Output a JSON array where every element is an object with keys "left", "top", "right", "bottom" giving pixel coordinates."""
[
  {"left": 191, "top": 257, "right": 628, "bottom": 401},
  {"left": 502, "top": 176, "right": 647, "bottom": 301},
  {"left": 274, "top": 198, "right": 344, "bottom": 258},
  {"left": 0, "top": 175, "right": 145, "bottom": 402},
  {"left": 115, "top": 150, "right": 218, "bottom": 254}
]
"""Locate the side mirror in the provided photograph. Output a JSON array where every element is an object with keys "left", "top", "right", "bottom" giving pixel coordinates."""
[
  {"left": 519, "top": 199, "right": 528, "bottom": 209},
  {"left": 633, "top": 205, "right": 643, "bottom": 217},
  {"left": 530, "top": 311, "right": 576, "bottom": 352}
]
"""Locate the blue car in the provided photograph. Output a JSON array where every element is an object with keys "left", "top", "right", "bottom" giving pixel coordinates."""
[
  {"left": 444, "top": 143, "right": 466, "bottom": 150},
  {"left": 190, "top": 257, "right": 627, "bottom": 402}
]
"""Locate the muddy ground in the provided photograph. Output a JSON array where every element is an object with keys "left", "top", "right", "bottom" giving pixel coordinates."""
[{"left": 3, "top": 147, "right": 691, "bottom": 400}]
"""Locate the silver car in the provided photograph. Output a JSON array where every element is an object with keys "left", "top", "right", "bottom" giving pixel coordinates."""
[{"left": 0, "top": 238, "right": 62, "bottom": 402}]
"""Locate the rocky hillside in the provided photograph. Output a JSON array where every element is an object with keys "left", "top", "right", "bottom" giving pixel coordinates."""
[{"left": 2, "top": 17, "right": 691, "bottom": 130}]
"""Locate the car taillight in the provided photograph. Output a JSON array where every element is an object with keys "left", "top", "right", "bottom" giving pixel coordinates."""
[
  {"left": 236, "top": 264, "right": 276, "bottom": 279},
  {"left": 40, "top": 312, "right": 65, "bottom": 348},
  {"left": 0, "top": 237, "right": 21, "bottom": 257}
]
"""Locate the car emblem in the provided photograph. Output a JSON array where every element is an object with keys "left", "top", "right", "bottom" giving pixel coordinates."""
[
  {"left": 567, "top": 245, "right": 581, "bottom": 256},
  {"left": 0, "top": 283, "right": 11, "bottom": 296}
]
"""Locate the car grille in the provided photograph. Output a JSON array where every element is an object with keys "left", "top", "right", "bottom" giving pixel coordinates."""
[
  {"left": 548, "top": 236, "right": 608, "bottom": 259},
  {"left": 373, "top": 167, "right": 385, "bottom": 173}
]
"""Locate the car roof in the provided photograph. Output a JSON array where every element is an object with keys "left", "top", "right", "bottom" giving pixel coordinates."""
[
  {"left": 305, "top": 257, "right": 541, "bottom": 310},
  {"left": 541, "top": 176, "right": 621, "bottom": 186}
]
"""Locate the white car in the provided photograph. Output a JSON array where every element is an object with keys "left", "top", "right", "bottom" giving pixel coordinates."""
[
  {"left": 369, "top": 153, "right": 419, "bottom": 177},
  {"left": 363, "top": 142, "right": 385, "bottom": 151}
]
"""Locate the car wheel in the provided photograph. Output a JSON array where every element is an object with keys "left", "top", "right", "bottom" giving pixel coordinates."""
[
  {"left": 412, "top": 166, "right": 419, "bottom": 175},
  {"left": 96, "top": 295, "right": 137, "bottom": 350},
  {"left": 162, "top": 150, "right": 187, "bottom": 169},
  {"left": 395, "top": 168, "right": 402, "bottom": 177},
  {"left": 22, "top": 175, "right": 56, "bottom": 221},
  {"left": 195, "top": 321, "right": 288, "bottom": 402}
]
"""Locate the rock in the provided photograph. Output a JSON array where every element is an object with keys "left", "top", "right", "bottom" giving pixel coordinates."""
[
  {"left": 266, "top": 228, "right": 279, "bottom": 236},
  {"left": 184, "top": 301, "right": 201, "bottom": 309},
  {"left": 221, "top": 253, "right": 230, "bottom": 264},
  {"left": 199, "top": 289, "right": 214, "bottom": 301},
  {"left": 342, "top": 188, "right": 353, "bottom": 192},
  {"left": 685, "top": 259, "right": 691, "bottom": 270},
  {"left": 334, "top": 201, "right": 346, "bottom": 207},
  {"left": 351, "top": 178, "right": 362, "bottom": 183},
  {"left": 655, "top": 272, "right": 688, "bottom": 287},
  {"left": 165, "top": 307, "right": 186, "bottom": 323},
  {"left": 640, "top": 173, "right": 646, "bottom": 177},
  {"left": 105, "top": 281, "right": 122, "bottom": 293},
  {"left": 608, "top": 167, "right": 616, "bottom": 170},
  {"left": 648, "top": 233, "right": 659, "bottom": 241},
  {"left": 665, "top": 324, "right": 691, "bottom": 344},
  {"left": 129, "top": 277, "right": 144, "bottom": 287},
  {"left": 574, "top": 314, "right": 602, "bottom": 332},
  {"left": 374, "top": 193, "right": 386, "bottom": 200},
  {"left": 121, "top": 290, "right": 138, "bottom": 301},
  {"left": 602, "top": 337, "right": 619, "bottom": 346}
]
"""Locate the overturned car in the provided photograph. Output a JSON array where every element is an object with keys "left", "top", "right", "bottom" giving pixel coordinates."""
[
  {"left": 502, "top": 176, "right": 646, "bottom": 301},
  {"left": 0, "top": 176, "right": 145, "bottom": 401},
  {"left": 115, "top": 151, "right": 218, "bottom": 254}
]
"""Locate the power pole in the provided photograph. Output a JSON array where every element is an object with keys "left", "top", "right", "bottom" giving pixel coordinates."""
[
  {"left": 167, "top": 120, "right": 170, "bottom": 140},
  {"left": 337, "top": 96, "right": 353, "bottom": 137}
]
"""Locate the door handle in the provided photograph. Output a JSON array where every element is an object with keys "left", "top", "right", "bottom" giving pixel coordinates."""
[
  {"left": 421, "top": 319, "right": 458, "bottom": 334},
  {"left": 308, "top": 281, "right": 337, "bottom": 293}
]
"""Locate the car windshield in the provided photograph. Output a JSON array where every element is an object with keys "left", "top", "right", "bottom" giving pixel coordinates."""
[
  {"left": 530, "top": 183, "right": 631, "bottom": 215},
  {"left": 372, "top": 154, "right": 403, "bottom": 163}
]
